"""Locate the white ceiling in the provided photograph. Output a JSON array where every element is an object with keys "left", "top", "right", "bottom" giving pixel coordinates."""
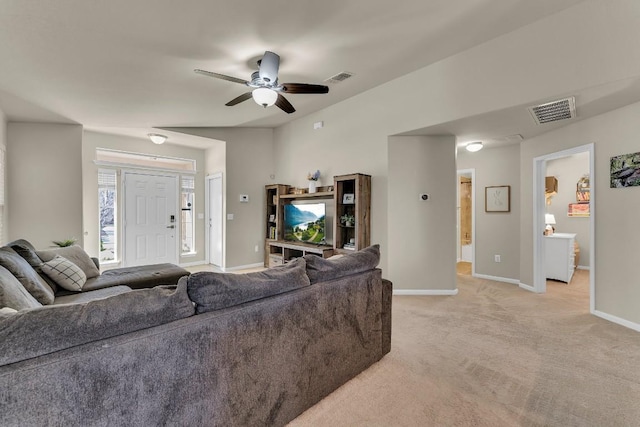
[{"left": 0, "top": 0, "right": 601, "bottom": 147}]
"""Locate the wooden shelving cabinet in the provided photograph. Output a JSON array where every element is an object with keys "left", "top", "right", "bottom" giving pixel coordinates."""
[
  {"left": 333, "top": 173, "right": 371, "bottom": 254},
  {"left": 264, "top": 173, "right": 371, "bottom": 267},
  {"left": 264, "top": 184, "right": 289, "bottom": 266}
]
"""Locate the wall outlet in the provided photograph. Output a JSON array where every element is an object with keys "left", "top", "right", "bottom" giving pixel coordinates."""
[{"left": 494, "top": 255, "right": 501, "bottom": 263}]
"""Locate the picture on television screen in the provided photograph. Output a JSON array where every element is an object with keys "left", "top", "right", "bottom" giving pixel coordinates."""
[{"left": 284, "top": 203, "right": 326, "bottom": 243}]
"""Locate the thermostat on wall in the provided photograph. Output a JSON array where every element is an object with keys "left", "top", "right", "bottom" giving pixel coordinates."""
[{"left": 239, "top": 194, "right": 249, "bottom": 203}]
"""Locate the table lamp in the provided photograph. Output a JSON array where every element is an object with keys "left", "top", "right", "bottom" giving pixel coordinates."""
[{"left": 545, "top": 213, "right": 556, "bottom": 235}]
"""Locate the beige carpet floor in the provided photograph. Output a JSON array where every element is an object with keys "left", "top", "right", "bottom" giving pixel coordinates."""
[{"left": 289, "top": 270, "right": 640, "bottom": 426}]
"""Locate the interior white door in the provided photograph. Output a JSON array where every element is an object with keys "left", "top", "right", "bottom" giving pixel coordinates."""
[
  {"left": 124, "top": 172, "right": 178, "bottom": 267},
  {"left": 208, "top": 174, "right": 223, "bottom": 267}
]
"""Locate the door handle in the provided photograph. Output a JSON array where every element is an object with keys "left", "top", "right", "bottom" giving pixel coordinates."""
[{"left": 167, "top": 225, "right": 175, "bottom": 229}]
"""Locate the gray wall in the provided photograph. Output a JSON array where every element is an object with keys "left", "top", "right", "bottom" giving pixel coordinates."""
[
  {"left": 519, "top": 100, "right": 640, "bottom": 324},
  {"left": 457, "top": 144, "right": 521, "bottom": 280},
  {"left": 167, "top": 127, "right": 275, "bottom": 269},
  {"left": 7, "top": 123, "right": 83, "bottom": 249},
  {"left": 545, "top": 152, "right": 590, "bottom": 268},
  {"left": 0, "top": 110, "right": 6, "bottom": 245},
  {"left": 388, "top": 136, "right": 457, "bottom": 291}
]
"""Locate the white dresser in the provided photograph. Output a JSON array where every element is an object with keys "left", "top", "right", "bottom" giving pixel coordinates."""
[{"left": 544, "top": 233, "right": 577, "bottom": 283}]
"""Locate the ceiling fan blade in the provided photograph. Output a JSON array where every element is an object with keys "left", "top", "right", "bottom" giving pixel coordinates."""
[
  {"left": 281, "top": 83, "right": 329, "bottom": 94},
  {"left": 194, "top": 69, "right": 249, "bottom": 85},
  {"left": 225, "top": 92, "right": 253, "bottom": 106},
  {"left": 258, "top": 51, "right": 280, "bottom": 84},
  {"left": 275, "top": 93, "right": 295, "bottom": 114}
]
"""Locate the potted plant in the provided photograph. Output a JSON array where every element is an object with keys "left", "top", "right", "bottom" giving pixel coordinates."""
[
  {"left": 52, "top": 238, "right": 77, "bottom": 247},
  {"left": 340, "top": 214, "right": 355, "bottom": 227},
  {"left": 307, "top": 170, "right": 321, "bottom": 194}
]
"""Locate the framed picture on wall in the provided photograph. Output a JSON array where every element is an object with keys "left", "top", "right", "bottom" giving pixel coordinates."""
[{"left": 485, "top": 185, "right": 511, "bottom": 212}]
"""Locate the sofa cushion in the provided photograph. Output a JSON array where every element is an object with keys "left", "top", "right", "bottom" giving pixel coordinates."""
[
  {"left": 0, "top": 280, "right": 195, "bottom": 366},
  {"left": 187, "top": 257, "right": 310, "bottom": 314},
  {"left": 41, "top": 255, "right": 87, "bottom": 291},
  {"left": 303, "top": 244, "right": 380, "bottom": 284},
  {"left": 8, "top": 239, "right": 59, "bottom": 293},
  {"left": 52, "top": 285, "right": 131, "bottom": 305},
  {"left": 37, "top": 245, "right": 101, "bottom": 279},
  {"left": 75, "top": 263, "right": 190, "bottom": 293},
  {"left": 0, "top": 265, "right": 43, "bottom": 310},
  {"left": 0, "top": 247, "right": 55, "bottom": 305}
]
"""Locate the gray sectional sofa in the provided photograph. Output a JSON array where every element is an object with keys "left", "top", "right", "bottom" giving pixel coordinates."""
[
  {"left": 0, "top": 245, "right": 391, "bottom": 426},
  {"left": 1, "top": 239, "right": 189, "bottom": 307}
]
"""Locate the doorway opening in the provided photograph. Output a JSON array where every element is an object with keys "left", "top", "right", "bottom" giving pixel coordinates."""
[
  {"left": 457, "top": 168, "right": 475, "bottom": 276},
  {"left": 206, "top": 173, "right": 223, "bottom": 268},
  {"left": 533, "top": 143, "right": 594, "bottom": 313}
]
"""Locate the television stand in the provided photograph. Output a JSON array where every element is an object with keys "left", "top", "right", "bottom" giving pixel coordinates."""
[{"left": 267, "top": 241, "right": 334, "bottom": 268}]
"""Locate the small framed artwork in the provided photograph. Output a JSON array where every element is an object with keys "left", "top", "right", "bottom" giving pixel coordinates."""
[
  {"left": 567, "top": 203, "right": 590, "bottom": 217},
  {"left": 610, "top": 151, "right": 640, "bottom": 188},
  {"left": 485, "top": 185, "right": 510, "bottom": 212},
  {"left": 343, "top": 193, "right": 355, "bottom": 204}
]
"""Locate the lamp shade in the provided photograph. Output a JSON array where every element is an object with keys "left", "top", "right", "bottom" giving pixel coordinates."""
[
  {"left": 148, "top": 133, "right": 167, "bottom": 144},
  {"left": 465, "top": 141, "right": 483, "bottom": 152},
  {"left": 252, "top": 88, "right": 278, "bottom": 107},
  {"left": 545, "top": 213, "right": 556, "bottom": 225}
]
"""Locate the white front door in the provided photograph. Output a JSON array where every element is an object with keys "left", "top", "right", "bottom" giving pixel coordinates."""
[
  {"left": 124, "top": 172, "right": 178, "bottom": 267},
  {"left": 208, "top": 174, "right": 223, "bottom": 267}
]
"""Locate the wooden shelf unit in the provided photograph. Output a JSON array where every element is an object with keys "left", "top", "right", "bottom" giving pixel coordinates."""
[
  {"left": 267, "top": 241, "right": 334, "bottom": 267},
  {"left": 264, "top": 184, "right": 289, "bottom": 266},
  {"left": 333, "top": 173, "right": 371, "bottom": 254},
  {"left": 264, "top": 173, "right": 371, "bottom": 267}
]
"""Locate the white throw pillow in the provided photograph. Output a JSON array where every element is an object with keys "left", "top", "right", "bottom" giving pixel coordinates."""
[{"left": 41, "top": 255, "right": 87, "bottom": 291}]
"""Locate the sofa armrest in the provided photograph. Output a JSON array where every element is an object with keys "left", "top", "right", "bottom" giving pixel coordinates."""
[
  {"left": 91, "top": 257, "right": 100, "bottom": 270},
  {"left": 381, "top": 278, "right": 392, "bottom": 355}
]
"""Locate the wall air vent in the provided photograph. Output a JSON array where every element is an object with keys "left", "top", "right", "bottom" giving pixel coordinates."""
[
  {"left": 324, "top": 71, "right": 354, "bottom": 84},
  {"left": 528, "top": 97, "right": 576, "bottom": 125}
]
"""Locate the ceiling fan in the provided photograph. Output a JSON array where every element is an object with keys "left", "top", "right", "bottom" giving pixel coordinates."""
[{"left": 194, "top": 51, "right": 329, "bottom": 114}]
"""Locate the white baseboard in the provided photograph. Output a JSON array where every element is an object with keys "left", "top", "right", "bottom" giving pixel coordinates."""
[
  {"left": 222, "top": 262, "right": 264, "bottom": 272},
  {"left": 393, "top": 289, "right": 459, "bottom": 296},
  {"left": 473, "top": 273, "right": 519, "bottom": 285},
  {"left": 576, "top": 265, "right": 591, "bottom": 271},
  {"left": 518, "top": 282, "right": 537, "bottom": 292},
  {"left": 593, "top": 310, "right": 640, "bottom": 332},
  {"left": 179, "top": 260, "right": 208, "bottom": 268}
]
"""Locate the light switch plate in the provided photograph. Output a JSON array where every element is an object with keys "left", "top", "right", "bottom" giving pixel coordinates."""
[
  {"left": 239, "top": 194, "right": 249, "bottom": 203},
  {"left": 227, "top": 214, "right": 234, "bottom": 220}
]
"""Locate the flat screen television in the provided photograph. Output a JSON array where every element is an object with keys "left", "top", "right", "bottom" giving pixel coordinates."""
[{"left": 283, "top": 203, "right": 326, "bottom": 244}]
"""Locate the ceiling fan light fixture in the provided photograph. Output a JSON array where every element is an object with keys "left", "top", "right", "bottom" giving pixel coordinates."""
[
  {"left": 465, "top": 141, "right": 483, "bottom": 152},
  {"left": 252, "top": 88, "right": 278, "bottom": 107},
  {"left": 148, "top": 133, "right": 167, "bottom": 145}
]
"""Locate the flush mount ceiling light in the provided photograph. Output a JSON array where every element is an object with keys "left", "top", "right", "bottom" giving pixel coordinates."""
[
  {"left": 465, "top": 141, "right": 483, "bottom": 152},
  {"left": 252, "top": 87, "right": 278, "bottom": 107},
  {"left": 148, "top": 133, "right": 167, "bottom": 145}
]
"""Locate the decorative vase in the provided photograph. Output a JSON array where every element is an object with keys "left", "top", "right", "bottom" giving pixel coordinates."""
[
  {"left": 308, "top": 180, "right": 317, "bottom": 194},
  {"left": 345, "top": 221, "right": 352, "bottom": 227}
]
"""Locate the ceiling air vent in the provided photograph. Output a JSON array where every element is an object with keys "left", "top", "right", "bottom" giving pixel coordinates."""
[
  {"left": 325, "top": 71, "right": 354, "bottom": 84},
  {"left": 528, "top": 97, "right": 576, "bottom": 125}
]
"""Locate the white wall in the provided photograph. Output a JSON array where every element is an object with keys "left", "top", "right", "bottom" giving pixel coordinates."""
[
  {"left": 388, "top": 136, "right": 457, "bottom": 291},
  {"left": 520, "top": 100, "right": 640, "bottom": 325},
  {"left": 457, "top": 144, "right": 521, "bottom": 281},
  {"left": 7, "top": 123, "right": 83, "bottom": 248},
  {"left": 545, "top": 152, "right": 591, "bottom": 267},
  {"left": 167, "top": 127, "right": 275, "bottom": 268},
  {"left": 81, "top": 131, "right": 207, "bottom": 264}
]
